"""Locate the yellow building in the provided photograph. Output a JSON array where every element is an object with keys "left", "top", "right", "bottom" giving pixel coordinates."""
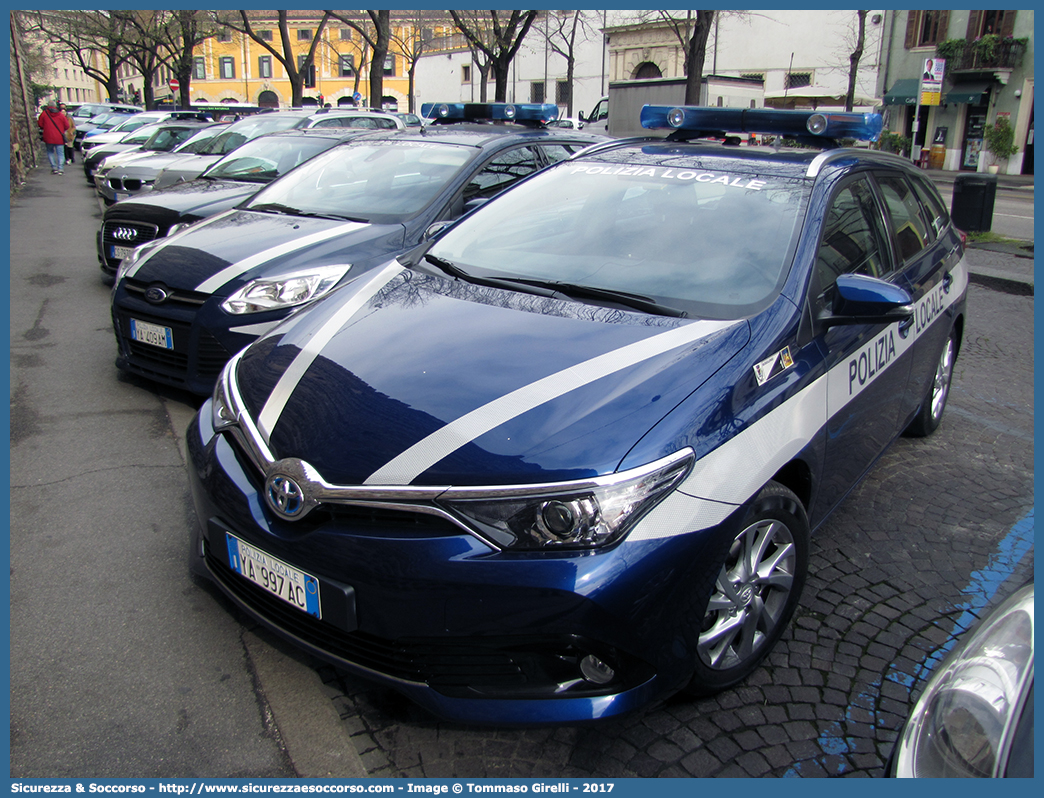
[{"left": 130, "top": 12, "right": 451, "bottom": 111}]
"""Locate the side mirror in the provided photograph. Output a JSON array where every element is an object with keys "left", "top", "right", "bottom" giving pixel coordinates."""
[
  {"left": 820, "top": 273, "right": 914, "bottom": 327},
  {"left": 424, "top": 220, "right": 453, "bottom": 241},
  {"left": 578, "top": 111, "right": 586, "bottom": 122}
]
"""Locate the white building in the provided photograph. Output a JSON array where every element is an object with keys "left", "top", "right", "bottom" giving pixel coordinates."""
[{"left": 414, "top": 10, "right": 884, "bottom": 121}]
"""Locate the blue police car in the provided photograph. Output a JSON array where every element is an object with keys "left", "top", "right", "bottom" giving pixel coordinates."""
[
  {"left": 186, "top": 107, "right": 968, "bottom": 724},
  {"left": 110, "top": 104, "right": 605, "bottom": 395}
]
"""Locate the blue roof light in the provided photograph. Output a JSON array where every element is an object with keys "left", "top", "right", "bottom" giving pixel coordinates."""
[
  {"left": 640, "top": 105, "right": 883, "bottom": 142},
  {"left": 420, "top": 102, "right": 559, "bottom": 124}
]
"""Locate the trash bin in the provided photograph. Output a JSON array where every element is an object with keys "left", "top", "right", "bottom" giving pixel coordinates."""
[{"left": 950, "top": 173, "right": 998, "bottom": 232}]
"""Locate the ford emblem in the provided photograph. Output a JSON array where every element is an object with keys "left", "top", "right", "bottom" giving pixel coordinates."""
[{"left": 144, "top": 285, "right": 170, "bottom": 304}]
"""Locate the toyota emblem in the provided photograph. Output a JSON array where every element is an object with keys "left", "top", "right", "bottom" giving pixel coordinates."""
[
  {"left": 265, "top": 474, "right": 306, "bottom": 519},
  {"left": 144, "top": 285, "right": 170, "bottom": 304},
  {"left": 112, "top": 227, "right": 138, "bottom": 242}
]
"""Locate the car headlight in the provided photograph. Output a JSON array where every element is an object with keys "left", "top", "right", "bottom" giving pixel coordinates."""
[
  {"left": 114, "top": 240, "right": 155, "bottom": 283},
  {"left": 221, "top": 264, "right": 351, "bottom": 315},
  {"left": 437, "top": 450, "right": 693, "bottom": 550},
  {"left": 893, "top": 584, "right": 1034, "bottom": 777},
  {"left": 211, "top": 350, "right": 244, "bottom": 432},
  {"left": 166, "top": 220, "right": 199, "bottom": 238}
]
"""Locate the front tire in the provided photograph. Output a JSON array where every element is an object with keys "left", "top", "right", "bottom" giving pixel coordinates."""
[
  {"left": 686, "top": 481, "right": 809, "bottom": 696},
  {"left": 905, "top": 327, "right": 957, "bottom": 438}
]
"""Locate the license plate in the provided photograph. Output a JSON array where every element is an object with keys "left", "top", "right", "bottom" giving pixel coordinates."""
[
  {"left": 225, "top": 533, "right": 322, "bottom": 619},
  {"left": 129, "top": 318, "right": 173, "bottom": 350},
  {"left": 109, "top": 244, "right": 134, "bottom": 260},
  {"left": 114, "top": 193, "right": 129, "bottom": 202}
]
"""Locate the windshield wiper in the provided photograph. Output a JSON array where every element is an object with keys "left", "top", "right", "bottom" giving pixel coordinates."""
[
  {"left": 422, "top": 255, "right": 559, "bottom": 297},
  {"left": 249, "top": 202, "right": 303, "bottom": 216},
  {"left": 506, "top": 279, "right": 688, "bottom": 318}
]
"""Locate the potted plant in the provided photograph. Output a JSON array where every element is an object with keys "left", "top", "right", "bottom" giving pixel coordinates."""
[
  {"left": 878, "top": 131, "right": 912, "bottom": 158},
  {"left": 982, "top": 116, "right": 1018, "bottom": 173}
]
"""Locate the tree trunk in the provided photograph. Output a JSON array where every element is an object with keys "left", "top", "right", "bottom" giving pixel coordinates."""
[
  {"left": 845, "top": 10, "right": 868, "bottom": 112},
  {"left": 368, "top": 10, "right": 390, "bottom": 110},
  {"left": 684, "top": 12, "right": 715, "bottom": 105}
]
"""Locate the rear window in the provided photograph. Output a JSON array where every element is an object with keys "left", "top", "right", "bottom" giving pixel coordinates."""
[{"left": 429, "top": 160, "right": 811, "bottom": 319}]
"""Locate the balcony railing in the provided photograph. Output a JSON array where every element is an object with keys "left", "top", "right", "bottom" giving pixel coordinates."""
[{"left": 936, "top": 37, "right": 1028, "bottom": 72}]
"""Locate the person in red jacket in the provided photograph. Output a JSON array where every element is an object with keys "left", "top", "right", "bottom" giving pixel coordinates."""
[{"left": 38, "top": 100, "right": 69, "bottom": 175}]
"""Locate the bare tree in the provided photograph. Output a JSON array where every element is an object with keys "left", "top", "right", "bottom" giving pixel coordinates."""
[
  {"left": 24, "top": 10, "right": 132, "bottom": 104},
  {"left": 449, "top": 10, "right": 539, "bottom": 102},
  {"left": 327, "top": 11, "right": 391, "bottom": 109},
  {"left": 539, "top": 10, "right": 601, "bottom": 115},
  {"left": 113, "top": 11, "right": 172, "bottom": 109},
  {"left": 215, "top": 11, "right": 332, "bottom": 107},
  {"left": 157, "top": 11, "right": 223, "bottom": 109},
  {"left": 844, "top": 11, "right": 869, "bottom": 112},
  {"left": 390, "top": 11, "right": 442, "bottom": 113}
]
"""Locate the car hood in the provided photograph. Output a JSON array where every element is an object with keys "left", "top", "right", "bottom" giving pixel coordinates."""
[
  {"left": 116, "top": 177, "right": 257, "bottom": 213},
  {"left": 108, "top": 151, "right": 205, "bottom": 180},
  {"left": 124, "top": 210, "right": 404, "bottom": 296},
  {"left": 156, "top": 154, "right": 222, "bottom": 184},
  {"left": 234, "top": 265, "right": 751, "bottom": 487}
]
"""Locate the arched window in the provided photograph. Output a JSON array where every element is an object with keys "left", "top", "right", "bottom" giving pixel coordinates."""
[{"left": 257, "top": 90, "right": 279, "bottom": 108}]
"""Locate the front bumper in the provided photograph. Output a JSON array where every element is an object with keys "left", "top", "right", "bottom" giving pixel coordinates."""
[
  {"left": 185, "top": 403, "right": 732, "bottom": 724},
  {"left": 111, "top": 282, "right": 282, "bottom": 395}
]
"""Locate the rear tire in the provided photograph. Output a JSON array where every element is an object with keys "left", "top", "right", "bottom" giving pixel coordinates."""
[
  {"left": 685, "top": 481, "right": 809, "bottom": 696},
  {"left": 905, "top": 327, "right": 957, "bottom": 438}
]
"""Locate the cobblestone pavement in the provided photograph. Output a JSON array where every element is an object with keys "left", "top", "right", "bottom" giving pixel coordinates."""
[{"left": 309, "top": 279, "right": 1033, "bottom": 778}]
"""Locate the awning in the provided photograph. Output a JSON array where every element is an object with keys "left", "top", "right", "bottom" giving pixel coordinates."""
[
  {"left": 883, "top": 78, "right": 919, "bottom": 106},
  {"left": 944, "top": 81, "right": 991, "bottom": 105}
]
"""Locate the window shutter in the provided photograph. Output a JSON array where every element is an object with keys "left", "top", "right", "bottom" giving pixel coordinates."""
[
  {"left": 904, "top": 11, "right": 920, "bottom": 50},
  {"left": 935, "top": 11, "right": 950, "bottom": 42},
  {"left": 999, "top": 11, "right": 1017, "bottom": 38},
  {"left": 966, "top": 10, "right": 983, "bottom": 39}
]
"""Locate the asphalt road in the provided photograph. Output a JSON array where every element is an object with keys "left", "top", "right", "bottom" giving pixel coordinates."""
[{"left": 8, "top": 164, "right": 1034, "bottom": 779}]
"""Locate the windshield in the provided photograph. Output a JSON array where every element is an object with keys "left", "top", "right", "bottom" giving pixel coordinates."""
[
  {"left": 245, "top": 139, "right": 473, "bottom": 223},
  {"left": 427, "top": 160, "right": 811, "bottom": 319},
  {"left": 173, "top": 126, "right": 225, "bottom": 153},
  {"left": 199, "top": 115, "right": 308, "bottom": 155},
  {"left": 144, "top": 126, "right": 203, "bottom": 152},
  {"left": 202, "top": 135, "right": 340, "bottom": 183}
]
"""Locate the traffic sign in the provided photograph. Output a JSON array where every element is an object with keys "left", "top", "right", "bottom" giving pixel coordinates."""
[{"left": 169, "top": 79, "right": 180, "bottom": 92}]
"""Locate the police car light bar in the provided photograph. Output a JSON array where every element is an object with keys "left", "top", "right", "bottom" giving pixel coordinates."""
[
  {"left": 420, "top": 102, "right": 559, "bottom": 124},
  {"left": 640, "top": 105, "right": 883, "bottom": 142}
]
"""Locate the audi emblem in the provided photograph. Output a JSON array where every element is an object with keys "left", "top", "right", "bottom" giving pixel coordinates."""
[
  {"left": 265, "top": 474, "right": 306, "bottom": 519},
  {"left": 144, "top": 285, "right": 170, "bottom": 304},
  {"left": 112, "top": 227, "right": 138, "bottom": 242}
]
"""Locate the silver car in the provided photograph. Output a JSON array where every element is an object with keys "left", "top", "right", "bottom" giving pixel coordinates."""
[
  {"left": 891, "top": 583, "right": 1033, "bottom": 777},
  {"left": 93, "top": 124, "right": 226, "bottom": 204}
]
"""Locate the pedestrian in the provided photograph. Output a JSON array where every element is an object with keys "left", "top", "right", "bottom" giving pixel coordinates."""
[
  {"left": 37, "top": 100, "right": 69, "bottom": 175},
  {"left": 59, "top": 102, "right": 76, "bottom": 164}
]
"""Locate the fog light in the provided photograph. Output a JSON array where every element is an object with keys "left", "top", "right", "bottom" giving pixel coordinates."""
[{"left": 580, "top": 655, "right": 615, "bottom": 685}]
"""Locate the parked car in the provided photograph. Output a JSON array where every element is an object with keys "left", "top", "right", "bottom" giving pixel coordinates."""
[
  {"left": 80, "top": 110, "right": 214, "bottom": 155},
  {"left": 150, "top": 108, "right": 405, "bottom": 190},
  {"left": 111, "top": 103, "right": 605, "bottom": 395},
  {"left": 182, "top": 106, "right": 969, "bottom": 723},
  {"left": 71, "top": 102, "right": 142, "bottom": 125},
  {"left": 547, "top": 117, "right": 585, "bottom": 130},
  {"left": 84, "top": 120, "right": 218, "bottom": 185},
  {"left": 891, "top": 583, "right": 1033, "bottom": 777},
  {"left": 73, "top": 111, "right": 138, "bottom": 149},
  {"left": 97, "top": 128, "right": 372, "bottom": 275}
]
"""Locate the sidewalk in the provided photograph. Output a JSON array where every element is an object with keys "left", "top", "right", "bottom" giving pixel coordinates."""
[{"left": 922, "top": 167, "right": 1034, "bottom": 193}]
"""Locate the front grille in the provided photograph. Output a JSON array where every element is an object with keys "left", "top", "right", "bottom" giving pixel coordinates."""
[
  {"left": 197, "top": 329, "right": 232, "bottom": 380},
  {"left": 114, "top": 308, "right": 190, "bottom": 377},
  {"left": 102, "top": 220, "right": 160, "bottom": 255},
  {"left": 204, "top": 541, "right": 525, "bottom": 688},
  {"left": 123, "top": 279, "right": 208, "bottom": 308},
  {"left": 108, "top": 178, "right": 145, "bottom": 192}
]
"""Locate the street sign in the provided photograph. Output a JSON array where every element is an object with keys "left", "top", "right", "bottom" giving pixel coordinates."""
[{"left": 169, "top": 79, "right": 180, "bottom": 92}]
